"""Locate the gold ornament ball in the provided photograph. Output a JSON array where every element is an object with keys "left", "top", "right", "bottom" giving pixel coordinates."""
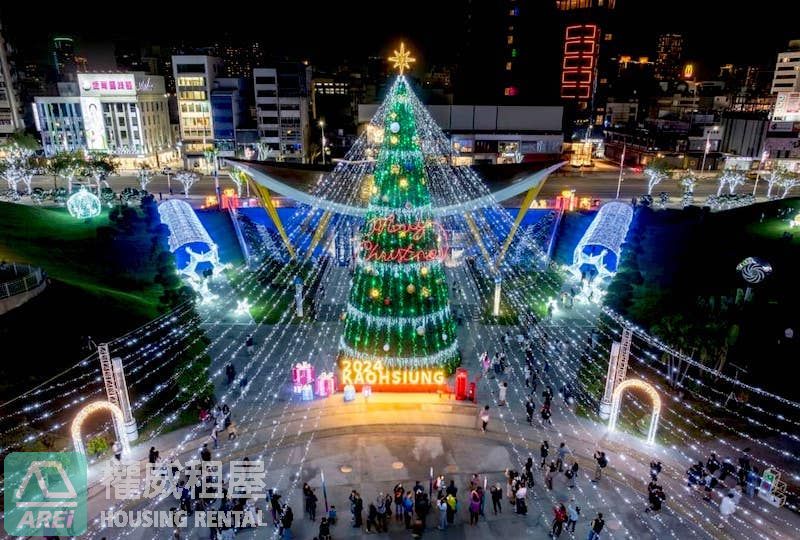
[
  {"left": 370, "top": 288, "right": 381, "bottom": 299},
  {"left": 398, "top": 177, "right": 409, "bottom": 189},
  {"left": 406, "top": 284, "right": 416, "bottom": 294},
  {"left": 390, "top": 135, "right": 399, "bottom": 145},
  {"left": 421, "top": 287, "right": 431, "bottom": 298},
  {"left": 420, "top": 266, "right": 429, "bottom": 277},
  {"left": 391, "top": 164, "right": 400, "bottom": 174}
]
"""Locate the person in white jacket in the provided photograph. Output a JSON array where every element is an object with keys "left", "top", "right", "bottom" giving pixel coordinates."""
[
  {"left": 498, "top": 382, "right": 508, "bottom": 406},
  {"left": 718, "top": 492, "right": 737, "bottom": 528}
]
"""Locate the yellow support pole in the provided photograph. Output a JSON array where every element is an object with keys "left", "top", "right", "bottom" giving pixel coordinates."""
[
  {"left": 464, "top": 213, "right": 495, "bottom": 274},
  {"left": 252, "top": 182, "right": 296, "bottom": 260},
  {"left": 305, "top": 211, "right": 332, "bottom": 259},
  {"left": 495, "top": 184, "right": 543, "bottom": 268}
]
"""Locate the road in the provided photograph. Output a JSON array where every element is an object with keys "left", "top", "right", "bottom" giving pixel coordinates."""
[{"left": 23, "top": 165, "right": 765, "bottom": 209}]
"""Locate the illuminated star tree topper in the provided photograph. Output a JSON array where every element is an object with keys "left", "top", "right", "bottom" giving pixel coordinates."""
[{"left": 388, "top": 42, "right": 416, "bottom": 75}]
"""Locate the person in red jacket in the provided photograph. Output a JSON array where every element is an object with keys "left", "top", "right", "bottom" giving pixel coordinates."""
[{"left": 550, "top": 503, "right": 567, "bottom": 538}]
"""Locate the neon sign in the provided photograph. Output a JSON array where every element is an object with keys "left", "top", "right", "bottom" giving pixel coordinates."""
[
  {"left": 366, "top": 214, "right": 428, "bottom": 240},
  {"left": 361, "top": 214, "right": 448, "bottom": 263},
  {"left": 339, "top": 359, "right": 445, "bottom": 390}
]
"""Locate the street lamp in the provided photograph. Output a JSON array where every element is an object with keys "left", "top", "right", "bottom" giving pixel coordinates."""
[
  {"left": 700, "top": 125, "right": 719, "bottom": 174},
  {"left": 318, "top": 120, "right": 326, "bottom": 165}
]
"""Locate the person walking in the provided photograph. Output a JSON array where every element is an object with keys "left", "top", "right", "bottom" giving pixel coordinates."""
[
  {"left": 200, "top": 443, "right": 212, "bottom": 462},
  {"left": 479, "top": 405, "right": 490, "bottom": 432},
  {"left": 566, "top": 461, "right": 579, "bottom": 489},
  {"left": 544, "top": 462, "right": 555, "bottom": 491},
  {"left": 210, "top": 428, "right": 219, "bottom": 449},
  {"left": 403, "top": 492, "right": 414, "bottom": 529},
  {"left": 438, "top": 497, "right": 448, "bottom": 530},
  {"left": 490, "top": 483, "right": 502, "bottom": 514},
  {"left": 225, "top": 362, "right": 235, "bottom": 385},
  {"left": 514, "top": 482, "right": 527, "bottom": 515},
  {"left": 566, "top": 500, "right": 579, "bottom": 533},
  {"left": 394, "top": 483, "right": 405, "bottom": 522},
  {"left": 468, "top": 490, "right": 480, "bottom": 525},
  {"left": 587, "top": 512, "right": 605, "bottom": 540},
  {"left": 498, "top": 381, "right": 508, "bottom": 406},
  {"left": 593, "top": 451, "right": 607, "bottom": 482},
  {"left": 306, "top": 489, "right": 317, "bottom": 521},
  {"left": 718, "top": 492, "right": 737, "bottom": 529},
  {"left": 525, "top": 397, "right": 535, "bottom": 425},
  {"left": 524, "top": 365, "right": 532, "bottom": 388},
  {"left": 540, "top": 441, "right": 550, "bottom": 469},
  {"left": 556, "top": 443, "right": 570, "bottom": 472},
  {"left": 445, "top": 493, "right": 457, "bottom": 525},
  {"left": 279, "top": 505, "right": 294, "bottom": 540},
  {"left": 148, "top": 446, "right": 159, "bottom": 464},
  {"left": 246, "top": 335, "right": 254, "bottom": 355},
  {"left": 112, "top": 441, "right": 122, "bottom": 461},
  {"left": 366, "top": 503, "right": 379, "bottom": 533},
  {"left": 550, "top": 503, "right": 567, "bottom": 538}
]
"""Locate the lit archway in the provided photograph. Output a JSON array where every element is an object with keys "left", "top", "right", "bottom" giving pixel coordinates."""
[
  {"left": 71, "top": 400, "right": 130, "bottom": 456},
  {"left": 608, "top": 379, "right": 661, "bottom": 445}
]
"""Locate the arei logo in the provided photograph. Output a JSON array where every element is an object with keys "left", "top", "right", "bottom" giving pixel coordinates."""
[{"left": 4, "top": 452, "right": 88, "bottom": 536}]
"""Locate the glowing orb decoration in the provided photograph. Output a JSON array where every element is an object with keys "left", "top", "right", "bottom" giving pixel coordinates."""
[
  {"left": 390, "top": 135, "right": 399, "bottom": 145},
  {"left": 370, "top": 288, "right": 381, "bottom": 299},
  {"left": 790, "top": 212, "right": 800, "bottom": 228},
  {"left": 736, "top": 257, "right": 772, "bottom": 284},
  {"left": 67, "top": 187, "right": 102, "bottom": 219},
  {"left": 390, "top": 121, "right": 401, "bottom": 133},
  {"left": 416, "top": 326, "right": 425, "bottom": 336},
  {"left": 406, "top": 284, "right": 416, "bottom": 294},
  {"left": 420, "top": 266, "right": 429, "bottom": 277},
  {"left": 383, "top": 342, "right": 390, "bottom": 352},
  {"left": 398, "top": 177, "right": 409, "bottom": 189}
]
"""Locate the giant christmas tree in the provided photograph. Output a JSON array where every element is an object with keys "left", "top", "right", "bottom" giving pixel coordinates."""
[{"left": 338, "top": 66, "right": 459, "bottom": 389}]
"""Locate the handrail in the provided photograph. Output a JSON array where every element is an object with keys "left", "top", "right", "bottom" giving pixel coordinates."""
[{"left": 0, "top": 263, "right": 45, "bottom": 299}]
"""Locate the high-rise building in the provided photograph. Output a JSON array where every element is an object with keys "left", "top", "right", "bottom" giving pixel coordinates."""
[
  {"left": 655, "top": 33, "right": 684, "bottom": 81},
  {"left": 771, "top": 40, "right": 800, "bottom": 93},
  {"left": 0, "top": 20, "right": 25, "bottom": 140},
  {"left": 213, "top": 41, "right": 264, "bottom": 79},
  {"left": 555, "top": 0, "right": 617, "bottom": 136},
  {"left": 253, "top": 63, "right": 311, "bottom": 162},
  {"left": 211, "top": 78, "right": 250, "bottom": 156},
  {"left": 52, "top": 37, "right": 76, "bottom": 81},
  {"left": 172, "top": 55, "right": 222, "bottom": 166}
]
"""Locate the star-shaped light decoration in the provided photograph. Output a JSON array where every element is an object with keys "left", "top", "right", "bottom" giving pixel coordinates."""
[{"left": 389, "top": 42, "right": 416, "bottom": 75}]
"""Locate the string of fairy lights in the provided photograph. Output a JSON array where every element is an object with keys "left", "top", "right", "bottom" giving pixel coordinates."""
[{"left": 5, "top": 73, "right": 799, "bottom": 540}]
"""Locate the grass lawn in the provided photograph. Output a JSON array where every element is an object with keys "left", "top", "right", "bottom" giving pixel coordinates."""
[{"left": 0, "top": 202, "right": 164, "bottom": 398}]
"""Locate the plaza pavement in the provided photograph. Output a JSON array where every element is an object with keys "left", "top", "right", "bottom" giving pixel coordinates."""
[{"left": 72, "top": 264, "right": 800, "bottom": 540}]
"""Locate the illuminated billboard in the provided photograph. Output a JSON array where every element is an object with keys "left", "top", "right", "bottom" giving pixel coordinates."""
[
  {"left": 80, "top": 97, "right": 107, "bottom": 151},
  {"left": 78, "top": 73, "right": 136, "bottom": 97},
  {"left": 561, "top": 24, "right": 599, "bottom": 100},
  {"left": 774, "top": 92, "right": 800, "bottom": 122}
]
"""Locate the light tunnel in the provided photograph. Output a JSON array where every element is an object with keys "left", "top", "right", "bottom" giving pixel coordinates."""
[
  {"left": 157, "top": 199, "right": 221, "bottom": 277},
  {"left": 572, "top": 201, "right": 633, "bottom": 279}
]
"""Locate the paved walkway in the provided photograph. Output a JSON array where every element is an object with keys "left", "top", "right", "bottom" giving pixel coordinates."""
[{"left": 71, "top": 264, "right": 800, "bottom": 540}]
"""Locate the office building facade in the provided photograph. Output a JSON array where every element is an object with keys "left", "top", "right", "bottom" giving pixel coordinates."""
[
  {"left": 0, "top": 21, "right": 25, "bottom": 140},
  {"left": 254, "top": 64, "right": 311, "bottom": 162},
  {"left": 771, "top": 40, "right": 800, "bottom": 94},
  {"left": 172, "top": 55, "right": 222, "bottom": 166}
]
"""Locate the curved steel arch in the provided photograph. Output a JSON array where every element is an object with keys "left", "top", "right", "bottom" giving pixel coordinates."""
[
  {"left": 227, "top": 160, "right": 565, "bottom": 218},
  {"left": 608, "top": 378, "right": 661, "bottom": 445}
]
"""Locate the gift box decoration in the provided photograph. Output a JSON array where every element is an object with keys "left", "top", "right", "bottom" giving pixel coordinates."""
[
  {"left": 292, "top": 362, "right": 316, "bottom": 386},
  {"left": 315, "top": 372, "right": 336, "bottom": 397}
]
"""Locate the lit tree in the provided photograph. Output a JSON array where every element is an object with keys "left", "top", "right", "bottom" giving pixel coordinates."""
[
  {"left": 0, "top": 134, "right": 40, "bottom": 195},
  {"left": 175, "top": 170, "right": 199, "bottom": 198},
  {"left": 228, "top": 169, "right": 247, "bottom": 197},
  {"left": 764, "top": 168, "right": 786, "bottom": 199},
  {"left": 339, "top": 77, "right": 459, "bottom": 374},
  {"left": 779, "top": 172, "right": 799, "bottom": 198},
  {"left": 679, "top": 171, "right": 698, "bottom": 194},
  {"left": 85, "top": 152, "right": 118, "bottom": 195},
  {"left": 724, "top": 170, "right": 745, "bottom": 195},
  {"left": 136, "top": 162, "right": 153, "bottom": 191},
  {"left": 644, "top": 159, "right": 670, "bottom": 195},
  {"left": 49, "top": 150, "right": 87, "bottom": 193}
]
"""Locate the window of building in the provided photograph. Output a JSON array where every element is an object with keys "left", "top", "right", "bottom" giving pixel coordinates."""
[
  {"left": 506, "top": 62, "right": 513, "bottom": 71},
  {"left": 257, "top": 90, "right": 277, "bottom": 97},
  {"left": 116, "top": 103, "right": 124, "bottom": 113},
  {"left": 507, "top": 35, "right": 514, "bottom": 44},
  {"left": 511, "top": 48, "right": 518, "bottom": 58},
  {"left": 176, "top": 64, "right": 205, "bottom": 74},
  {"left": 255, "top": 76, "right": 276, "bottom": 85},
  {"left": 177, "top": 76, "right": 205, "bottom": 87}
]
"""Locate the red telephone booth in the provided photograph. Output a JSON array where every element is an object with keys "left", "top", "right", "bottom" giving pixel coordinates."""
[
  {"left": 468, "top": 382, "right": 477, "bottom": 403},
  {"left": 455, "top": 368, "right": 468, "bottom": 400}
]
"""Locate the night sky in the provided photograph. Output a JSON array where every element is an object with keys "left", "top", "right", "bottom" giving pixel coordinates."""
[{"left": 1, "top": 1, "right": 797, "bottom": 76}]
